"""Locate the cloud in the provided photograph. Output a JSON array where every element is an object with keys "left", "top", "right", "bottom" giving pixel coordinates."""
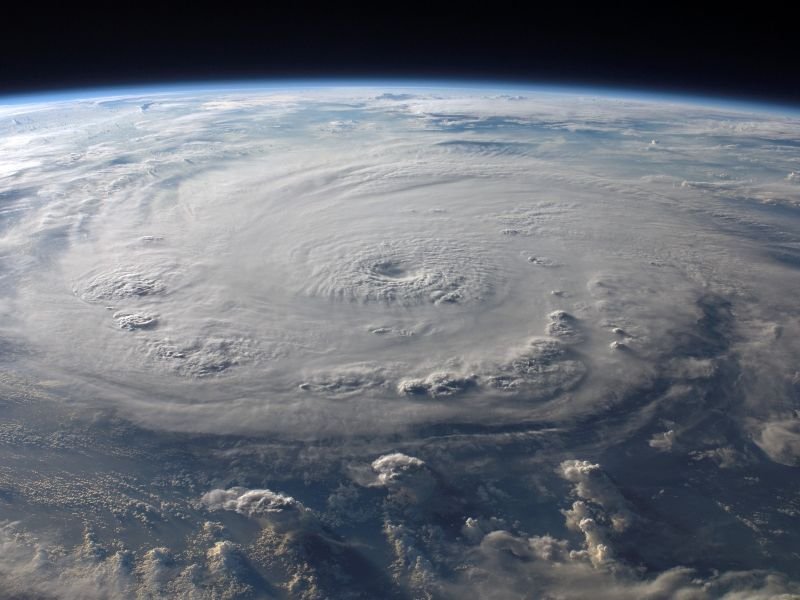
[
  {"left": 74, "top": 267, "right": 167, "bottom": 303},
  {"left": 447, "top": 457, "right": 800, "bottom": 599},
  {"left": 690, "top": 446, "right": 747, "bottom": 468},
  {"left": 754, "top": 419, "right": 800, "bottom": 466},
  {"left": 397, "top": 371, "right": 477, "bottom": 398},
  {"left": 557, "top": 460, "right": 636, "bottom": 568},
  {"left": 648, "top": 429, "right": 676, "bottom": 451},
  {"left": 371, "top": 452, "right": 430, "bottom": 491},
  {"left": 559, "top": 460, "right": 632, "bottom": 524},
  {"left": 299, "top": 363, "right": 391, "bottom": 397},
  {"left": 113, "top": 311, "right": 158, "bottom": 330},
  {"left": 455, "top": 528, "right": 800, "bottom": 600},
  {"left": 485, "top": 338, "right": 586, "bottom": 398},
  {"left": 368, "top": 453, "right": 444, "bottom": 597},
  {"left": 199, "top": 487, "right": 315, "bottom": 534},
  {"left": 545, "top": 309, "right": 584, "bottom": 343},
  {"left": 201, "top": 487, "right": 302, "bottom": 516},
  {"left": 299, "top": 236, "right": 498, "bottom": 307},
  {"left": 4, "top": 85, "right": 794, "bottom": 442},
  {"left": 2, "top": 86, "right": 800, "bottom": 597}
]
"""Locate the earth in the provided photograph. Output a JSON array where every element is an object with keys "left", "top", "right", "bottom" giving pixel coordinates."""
[{"left": 1, "top": 84, "right": 799, "bottom": 599}]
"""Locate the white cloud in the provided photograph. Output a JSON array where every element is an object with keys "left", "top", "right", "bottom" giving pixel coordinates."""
[
  {"left": 371, "top": 453, "right": 428, "bottom": 489},
  {"left": 201, "top": 487, "right": 301, "bottom": 516},
  {"left": 559, "top": 460, "right": 633, "bottom": 530},
  {"left": 649, "top": 429, "right": 676, "bottom": 451},
  {"left": 754, "top": 419, "right": 800, "bottom": 466},
  {"left": 456, "top": 528, "right": 800, "bottom": 600}
]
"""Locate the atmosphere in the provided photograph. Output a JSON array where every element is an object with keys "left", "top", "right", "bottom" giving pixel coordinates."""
[
  {"left": 1, "top": 84, "right": 800, "bottom": 598},
  {"left": 1, "top": 7, "right": 799, "bottom": 104},
  {"left": 1, "top": 9, "right": 799, "bottom": 600}
]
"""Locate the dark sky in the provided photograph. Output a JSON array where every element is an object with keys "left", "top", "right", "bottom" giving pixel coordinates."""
[{"left": 1, "top": 6, "right": 798, "bottom": 106}]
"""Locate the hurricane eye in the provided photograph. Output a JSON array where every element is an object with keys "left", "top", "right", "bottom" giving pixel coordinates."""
[{"left": 372, "top": 260, "right": 410, "bottom": 279}]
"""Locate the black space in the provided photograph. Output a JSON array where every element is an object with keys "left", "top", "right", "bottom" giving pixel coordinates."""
[{"left": 1, "top": 6, "right": 798, "bottom": 106}]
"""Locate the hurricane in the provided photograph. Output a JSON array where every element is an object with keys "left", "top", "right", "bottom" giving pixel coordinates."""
[{"left": 1, "top": 84, "right": 799, "bottom": 599}]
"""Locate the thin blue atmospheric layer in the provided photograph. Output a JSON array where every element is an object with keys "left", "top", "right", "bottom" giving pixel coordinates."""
[{"left": 0, "top": 78, "right": 798, "bottom": 116}]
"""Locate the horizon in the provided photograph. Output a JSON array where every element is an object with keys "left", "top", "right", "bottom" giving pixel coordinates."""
[{"left": 3, "top": 78, "right": 800, "bottom": 116}]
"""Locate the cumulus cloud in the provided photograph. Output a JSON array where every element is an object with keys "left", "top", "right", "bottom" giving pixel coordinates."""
[
  {"left": 485, "top": 338, "right": 586, "bottom": 397},
  {"left": 397, "top": 371, "right": 477, "bottom": 398},
  {"left": 559, "top": 461, "right": 632, "bottom": 522},
  {"left": 298, "top": 363, "right": 391, "bottom": 397},
  {"left": 545, "top": 309, "right": 584, "bottom": 343},
  {"left": 649, "top": 429, "right": 676, "bottom": 451},
  {"left": 557, "top": 460, "right": 636, "bottom": 568},
  {"left": 368, "top": 452, "right": 446, "bottom": 597},
  {"left": 455, "top": 528, "right": 800, "bottom": 600},
  {"left": 74, "top": 267, "right": 168, "bottom": 303},
  {"left": 754, "top": 419, "right": 800, "bottom": 466},
  {"left": 690, "top": 446, "right": 747, "bottom": 468},
  {"left": 371, "top": 453, "right": 433, "bottom": 497},
  {"left": 201, "top": 487, "right": 302, "bottom": 516},
  {"left": 113, "top": 311, "right": 159, "bottom": 330},
  {"left": 0, "top": 523, "right": 236, "bottom": 599},
  {"left": 447, "top": 457, "right": 800, "bottom": 599}
]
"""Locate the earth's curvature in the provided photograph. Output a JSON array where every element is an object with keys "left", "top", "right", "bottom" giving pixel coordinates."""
[{"left": 1, "top": 84, "right": 800, "bottom": 598}]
